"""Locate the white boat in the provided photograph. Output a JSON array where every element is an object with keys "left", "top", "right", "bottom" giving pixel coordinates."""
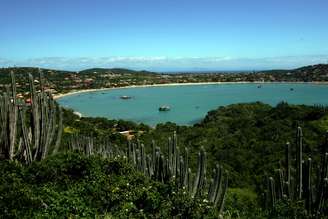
[
  {"left": 120, "top": 95, "right": 132, "bottom": 99},
  {"left": 159, "top": 105, "right": 170, "bottom": 111}
]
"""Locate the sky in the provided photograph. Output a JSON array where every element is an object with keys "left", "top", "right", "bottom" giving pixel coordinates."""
[{"left": 0, "top": 0, "right": 328, "bottom": 71}]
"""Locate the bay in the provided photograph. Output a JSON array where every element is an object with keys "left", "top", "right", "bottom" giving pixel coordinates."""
[{"left": 58, "top": 83, "right": 328, "bottom": 126}]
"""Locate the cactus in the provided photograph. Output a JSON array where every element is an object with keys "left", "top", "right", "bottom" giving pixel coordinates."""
[
  {"left": 8, "top": 71, "right": 18, "bottom": 160},
  {"left": 52, "top": 108, "right": 63, "bottom": 154},
  {"left": 208, "top": 165, "right": 222, "bottom": 202},
  {"left": 217, "top": 172, "right": 228, "bottom": 214},
  {"left": 296, "top": 126, "right": 303, "bottom": 199},
  {"left": 192, "top": 147, "right": 206, "bottom": 198},
  {"left": 0, "top": 70, "right": 63, "bottom": 163},
  {"left": 305, "top": 158, "right": 312, "bottom": 214},
  {"left": 269, "top": 177, "right": 276, "bottom": 208},
  {"left": 285, "top": 142, "right": 291, "bottom": 185},
  {"left": 276, "top": 169, "right": 284, "bottom": 199},
  {"left": 0, "top": 72, "right": 18, "bottom": 160},
  {"left": 25, "top": 72, "right": 62, "bottom": 162},
  {"left": 266, "top": 127, "right": 328, "bottom": 217},
  {"left": 183, "top": 147, "right": 189, "bottom": 187},
  {"left": 179, "top": 156, "right": 185, "bottom": 188}
]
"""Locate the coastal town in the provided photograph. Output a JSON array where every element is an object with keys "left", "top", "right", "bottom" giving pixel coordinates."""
[{"left": 0, "top": 64, "right": 327, "bottom": 102}]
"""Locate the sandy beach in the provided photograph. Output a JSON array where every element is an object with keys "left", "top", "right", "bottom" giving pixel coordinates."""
[{"left": 53, "top": 81, "right": 328, "bottom": 100}]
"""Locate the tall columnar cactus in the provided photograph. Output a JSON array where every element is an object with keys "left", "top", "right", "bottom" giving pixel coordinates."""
[
  {"left": 285, "top": 142, "right": 291, "bottom": 187},
  {"left": 0, "top": 70, "right": 63, "bottom": 163},
  {"left": 0, "top": 72, "right": 18, "bottom": 160},
  {"left": 192, "top": 147, "right": 206, "bottom": 198},
  {"left": 266, "top": 127, "right": 328, "bottom": 217},
  {"left": 276, "top": 169, "right": 284, "bottom": 199},
  {"left": 208, "top": 165, "right": 221, "bottom": 202},
  {"left": 269, "top": 177, "right": 276, "bottom": 208},
  {"left": 183, "top": 147, "right": 189, "bottom": 188},
  {"left": 9, "top": 71, "right": 18, "bottom": 160},
  {"left": 20, "top": 73, "right": 63, "bottom": 163},
  {"left": 296, "top": 126, "right": 303, "bottom": 199},
  {"left": 304, "top": 158, "right": 312, "bottom": 213},
  {"left": 316, "top": 152, "right": 328, "bottom": 214},
  {"left": 218, "top": 174, "right": 228, "bottom": 214}
]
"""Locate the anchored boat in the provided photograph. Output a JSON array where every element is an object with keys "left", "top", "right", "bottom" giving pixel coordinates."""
[
  {"left": 158, "top": 105, "right": 170, "bottom": 111},
  {"left": 120, "top": 95, "right": 132, "bottom": 99}
]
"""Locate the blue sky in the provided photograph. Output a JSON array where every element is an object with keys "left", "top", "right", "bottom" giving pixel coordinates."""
[{"left": 1, "top": 0, "right": 328, "bottom": 71}]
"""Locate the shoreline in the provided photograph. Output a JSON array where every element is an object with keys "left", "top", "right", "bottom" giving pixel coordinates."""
[{"left": 53, "top": 81, "right": 328, "bottom": 100}]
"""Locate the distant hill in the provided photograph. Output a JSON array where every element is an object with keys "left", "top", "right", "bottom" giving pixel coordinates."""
[
  {"left": 259, "top": 64, "right": 328, "bottom": 82},
  {"left": 262, "top": 64, "right": 328, "bottom": 74},
  {"left": 295, "top": 63, "right": 328, "bottom": 71},
  {"left": 0, "top": 64, "right": 327, "bottom": 94},
  {"left": 78, "top": 68, "right": 157, "bottom": 75},
  {"left": 0, "top": 67, "right": 73, "bottom": 85},
  {"left": 1, "top": 64, "right": 327, "bottom": 78},
  {"left": 0, "top": 67, "right": 157, "bottom": 77}
]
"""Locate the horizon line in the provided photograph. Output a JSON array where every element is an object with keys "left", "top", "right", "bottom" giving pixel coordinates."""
[{"left": 1, "top": 55, "right": 328, "bottom": 73}]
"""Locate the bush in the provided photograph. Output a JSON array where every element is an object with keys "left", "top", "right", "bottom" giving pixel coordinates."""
[
  {"left": 0, "top": 153, "right": 222, "bottom": 218},
  {"left": 225, "top": 188, "right": 266, "bottom": 218}
]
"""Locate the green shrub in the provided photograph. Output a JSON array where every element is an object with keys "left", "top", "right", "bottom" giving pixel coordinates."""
[
  {"left": 225, "top": 188, "right": 266, "bottom": 218},
  {"left": 0, "top": 152, "right": 223, "bottom": 218}
]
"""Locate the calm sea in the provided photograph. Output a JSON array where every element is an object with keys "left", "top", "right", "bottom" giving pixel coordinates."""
[{"left": 58, "top": 83, "right": 328, "bottom": 126}]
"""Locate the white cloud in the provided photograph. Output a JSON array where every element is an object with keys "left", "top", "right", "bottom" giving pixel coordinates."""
[{"left": 1, "top": 55, "right": 328, "bottom": 71}]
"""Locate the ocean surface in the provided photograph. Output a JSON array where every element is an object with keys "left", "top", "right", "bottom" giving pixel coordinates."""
[{"left": 58, "top": 83, "right": 328, "bottom": 126}]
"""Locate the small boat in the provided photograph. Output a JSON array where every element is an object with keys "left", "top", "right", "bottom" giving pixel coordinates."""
[
  {"left": 120, "top": 95, "right": 132, "bottom": 99},
  {"left": 159, "top": 105, "right": 170, "bottom": 111}
]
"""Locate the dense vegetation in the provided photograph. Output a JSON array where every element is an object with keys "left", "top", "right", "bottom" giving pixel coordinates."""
[
  {"left": 2, "top": 102, "right": 328, "bottom": 217},
  {"left": 59, "top": 102, "right": 328, "bottom": 218},
  {"left": 1, "top": 70, "right": 328, "bottom": 218},
  {"left": 1, "top": 153, "right": 226, "bottom": 218},
  {"left": 63, "top": 102, "right": 328, "bottom": 187}
]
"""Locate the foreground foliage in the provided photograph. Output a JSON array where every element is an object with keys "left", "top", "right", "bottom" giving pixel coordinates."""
[{"left": 0, "top": 153, "right": 224, "bottom": 218}]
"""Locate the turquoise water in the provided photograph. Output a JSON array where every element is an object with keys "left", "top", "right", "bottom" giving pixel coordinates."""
[{"left": 58, "top": 83, "right": 328, "bottom": 126}]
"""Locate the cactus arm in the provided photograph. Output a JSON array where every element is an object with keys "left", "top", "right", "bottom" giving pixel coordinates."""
[
  {"left": 53, "top": 107, "right": 63, "bottom": 154},
  {"left": 305, "top": 158, "right": 312, "bottom": 214},
  {"left": 192, "top": 147, "right": 206, "bottom": 198},
  {"left": 8, "top": 71, "right": 18, "bottom": 160},
  {"left": 296, "top": 126, "right": 303, "bottom": 199},
  {"left": 217, "top": 172, "right": 228, "bottom": 214},
  {"left": 19, "top": 108, "right": 33, "bottom": 164}
]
